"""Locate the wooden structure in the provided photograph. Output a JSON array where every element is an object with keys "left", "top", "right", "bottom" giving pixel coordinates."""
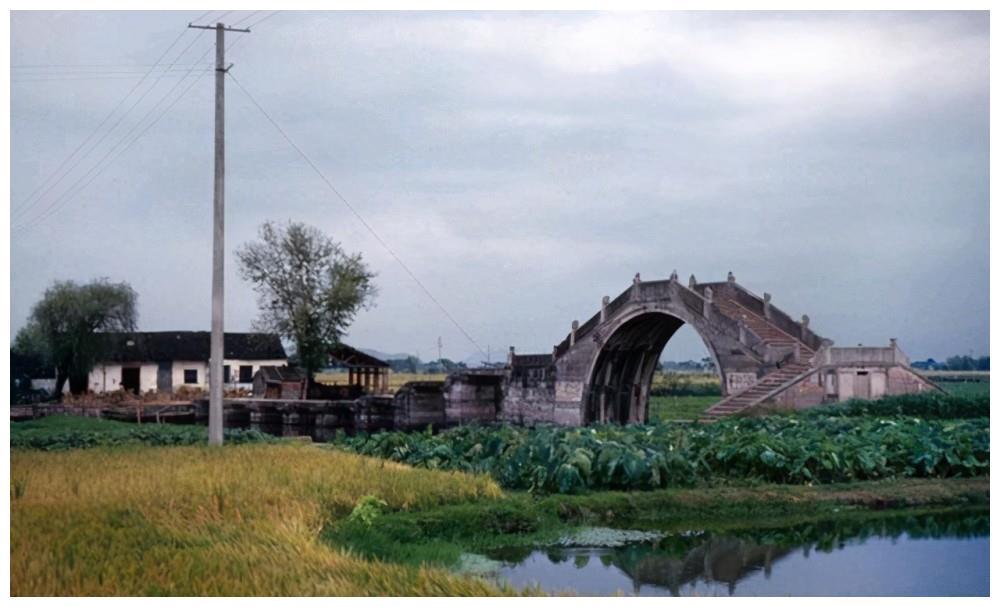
[
  {"left": 252, "top": 366, "right": 307, "bottom": 399},
  {"left": 329, "top": 344, "right": 391, "bottom": 394}
]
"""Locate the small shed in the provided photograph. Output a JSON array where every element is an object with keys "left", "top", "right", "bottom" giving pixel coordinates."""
[
  {"left": 252, "top": 366, "right": 306, "bottom": 399},
  {"left": 328, "top": 344, "right": 391, "bottom": 394}
]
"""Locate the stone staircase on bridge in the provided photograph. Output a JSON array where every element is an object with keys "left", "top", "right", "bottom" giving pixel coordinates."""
[{"left": 700, "top": 295, "right": 817, "bottom": 422}]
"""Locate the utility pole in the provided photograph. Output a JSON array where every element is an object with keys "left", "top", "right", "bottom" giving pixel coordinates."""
[{"left": 189, "top": 21, "right": 250, "bottom": 445}]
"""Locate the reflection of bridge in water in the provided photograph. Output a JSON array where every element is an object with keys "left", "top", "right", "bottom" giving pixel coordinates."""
[
  {"left": 536, "top": 510, "right": 990, "bottom": 597},
  {"left": 611, "top": 536, "right": 794, "bottom": 597}
]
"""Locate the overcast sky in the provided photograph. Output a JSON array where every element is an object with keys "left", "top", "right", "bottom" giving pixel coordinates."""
[{"left": 10, "top": 10, "right": 989, "bottom": 363}]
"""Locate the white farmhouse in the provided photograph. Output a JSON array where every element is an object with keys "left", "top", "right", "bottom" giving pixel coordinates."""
[{"left": 88, "top": 332, "right": 287, "bottom": 394}]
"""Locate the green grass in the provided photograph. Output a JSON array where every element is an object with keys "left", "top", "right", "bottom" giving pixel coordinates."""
[
  {"left": 328, "top": 477, "right": 989, "bottom": 569},
  {"left": 648, "top": 395, "right": 717, "bottom": 421},
  {"left": 940, "top": 381, "right": 990, "bottom": 398}
]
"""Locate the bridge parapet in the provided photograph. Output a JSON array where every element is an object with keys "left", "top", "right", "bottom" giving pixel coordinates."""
[
  {"left": 697, "top": 281, "right": 825, "bottom": 351},
  {"left": 553, "top": 274, "right": 770, "bottom": 364},
  {"left": 655, "top": 278, "right": 768, "bottom": 361}
]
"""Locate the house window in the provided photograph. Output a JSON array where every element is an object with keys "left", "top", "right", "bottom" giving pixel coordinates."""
[
  {"left": 223, "top": 365, "right": 231, "bottom": 383},
  {"left": 239, "top": 365, "right": 254, "bottom": 383},
  {"left": 184, "top": 369, "right": 199, "bottom": 384}
]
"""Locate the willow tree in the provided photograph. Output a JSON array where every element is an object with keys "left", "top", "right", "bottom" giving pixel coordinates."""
[
  {"left": 15, "top": 279, "right": 138, "bottom": 396},
  {"left": 236, "top": 221, "right": 377, "bottom": 385}
]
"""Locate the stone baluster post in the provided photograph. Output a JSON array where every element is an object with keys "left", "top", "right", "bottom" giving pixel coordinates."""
[
  {"left": 800, "top": 314, "right": 810, "bottom": 341},
  {"left": 763, "top": 292, "right": 772, "bottom": 320},
  {"left": 507, "top": 346, "right": 515, "bottom": 366},
  {"left": 631, "top": 273, "right": 641, "bottom": 299},
  {"left": 669, "top": 269, "right": 679, "bottom": 283},
  {"left": 688, "top": 274, "right": 697, "bottom": 289},
  {"left": 738, "top": 320, "right": 747, "bottom": 345},
  {"left": 889, "top": 338, "right": 898, "bottom": 364},
  {"left": 794, "top": 341, "right": 801, "bottom": 363},
  {"left": 600, "top": 295, "right": 610, "bottom": 323},
  {"left": 728, "top": 271, "right": 736, "bottom": 285},
  {"left": 570, "top": 320, "right": 579, "bottom": 347},
  {"left": 703, "top": 287, "right": 713, "bottom": 319}
]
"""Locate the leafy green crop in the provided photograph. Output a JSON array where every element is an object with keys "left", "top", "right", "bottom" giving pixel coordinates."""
[
  {"left": 335, "top": 412, "right": 988, "bottom": 494},
  {"left": 11, "top": 416, "right": 277, "bottom": 451}
]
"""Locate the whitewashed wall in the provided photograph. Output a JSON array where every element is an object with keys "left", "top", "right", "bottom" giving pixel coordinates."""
[
  {"left": 88, "top": 363, "right": 158, "bottom": 393},
  {"left": 171, "top": 360, "right": 209, "bottom": 390},
  {"left": 86, "top": 358, "right": 288, "bottom": 393}
]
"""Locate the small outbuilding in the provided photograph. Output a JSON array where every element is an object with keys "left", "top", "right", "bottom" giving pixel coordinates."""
[
  {"left": 252, "top": 366, "right": 307, "bottom": 399},
  {"left": 328, "top": 344, "right": 391, "bottom": 394}
]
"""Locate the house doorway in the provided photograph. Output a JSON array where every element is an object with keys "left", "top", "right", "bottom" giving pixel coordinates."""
[
  {"left": 854, "top": 371, "right": 871, "bottom": 400},
  {"left": 121, "top": 367, "right": 141, "bottom": 394},
  {"left": 157, "top": 362, "right": 172, "bottom": 393}
]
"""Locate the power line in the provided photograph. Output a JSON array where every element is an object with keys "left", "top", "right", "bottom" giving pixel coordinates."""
[
  {"left": 13, "top": 71, "right": 212, "bottom": 83},
  {"left": 246, "top": 11, "right": 281, "bottom": 30},
  {"left": 11, "top": 27, "right": 194, "bottom": 220},
  {"left": 192, "top": 9, "right": 215, "bottom": 24},
  {"left": 12, "top": 63, "right": 211, "bottom": 70},
  {"left": 15, "top": 66, "right": 213, "bottom": 233},
  {"left": 15, "top": 32, "right": 252, "bottom": 233},
  {"left": 14, "top": 38, "right": 218, "bottom": 231},
  {"left": 14, "top": 31, "right": 208, "bottom": 224},
  {"left": 12, "top": 11, "right": 215, "bottom": 219},
  {"left": 230, "top": 11, "right": 261, "bottom": 27},
  {"left": 227, "top": 72, "right": 489, "bottom": 359}
]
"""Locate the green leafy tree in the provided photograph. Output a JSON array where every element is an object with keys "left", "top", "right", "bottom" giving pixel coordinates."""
[
  {"left": 15, "top": 279, "right": 137, "bottom": 396},
  {"left": 237, "top": 221, "right": 377, "bottom": 385}
]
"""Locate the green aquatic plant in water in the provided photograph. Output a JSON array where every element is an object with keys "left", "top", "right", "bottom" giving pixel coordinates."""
[{"left": 552, "top": 527, "right": 663, "bottom": 548}]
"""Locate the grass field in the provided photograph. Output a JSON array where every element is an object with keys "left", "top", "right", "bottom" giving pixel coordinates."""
[
  {"left": 648, "top": 395, "right": 717, "bottom": 421},
  {"left": 650, "top": 371, "right": 720, "bottom": 392},
  {"left": 11, "top": 441, "right": 511, "bottom": 596},
  {"left": 939, "top": 381, "right": 990, "bottom": 398}
]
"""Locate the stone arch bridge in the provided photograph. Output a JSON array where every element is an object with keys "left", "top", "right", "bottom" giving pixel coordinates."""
[
  {"left": 495, "top": 272, "right": 831, "bottom": 425},
  {"left": 400, "top": 273, "right": 938, "bottom": 428}
]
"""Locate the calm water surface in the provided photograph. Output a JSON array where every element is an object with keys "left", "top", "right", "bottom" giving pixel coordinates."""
[{"left": 488, "top": 511, "right": 988, "bottom": 597}]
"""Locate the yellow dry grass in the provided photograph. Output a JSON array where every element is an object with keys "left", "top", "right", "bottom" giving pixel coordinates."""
[
  {"left": 315, "top": 372, "right": 449, "bottom": 393},
  {"left": 11, "top": 443, "right": 510, "bottom": 596}
]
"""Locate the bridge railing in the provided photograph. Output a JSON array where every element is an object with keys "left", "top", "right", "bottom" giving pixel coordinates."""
[
  {"left": 554, "top": 283, "right": 635, "bottom": 357},
  {"left": 556, "top": 276, "right": 818, "bottom": 363},
  {"left": 671, "top": 280, "right": 768, "bottom": 360},
  {"left": 605, "top": 287, "right": 633, "bottom": 318},
  {"left": 721, "top": 282, "right": 824, "bottom": 351}
]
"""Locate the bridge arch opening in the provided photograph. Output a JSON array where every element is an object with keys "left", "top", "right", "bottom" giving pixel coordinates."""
[{"left": 585, "top": 311, "right": 722, "bottom": 424}]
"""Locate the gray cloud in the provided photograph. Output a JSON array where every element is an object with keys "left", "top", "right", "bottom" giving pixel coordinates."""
[{"left": 11, "top": 10, "right": 989, "bottom": 363}]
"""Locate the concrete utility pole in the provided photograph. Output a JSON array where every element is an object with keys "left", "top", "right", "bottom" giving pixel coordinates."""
[{"left": 189, "top": 21, "right": 249, "bottom": 445}]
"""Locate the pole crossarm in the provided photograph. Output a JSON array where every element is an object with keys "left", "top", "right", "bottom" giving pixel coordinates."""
[{"left": 188, "top": 24, "right": 252, "bottom": 33}]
